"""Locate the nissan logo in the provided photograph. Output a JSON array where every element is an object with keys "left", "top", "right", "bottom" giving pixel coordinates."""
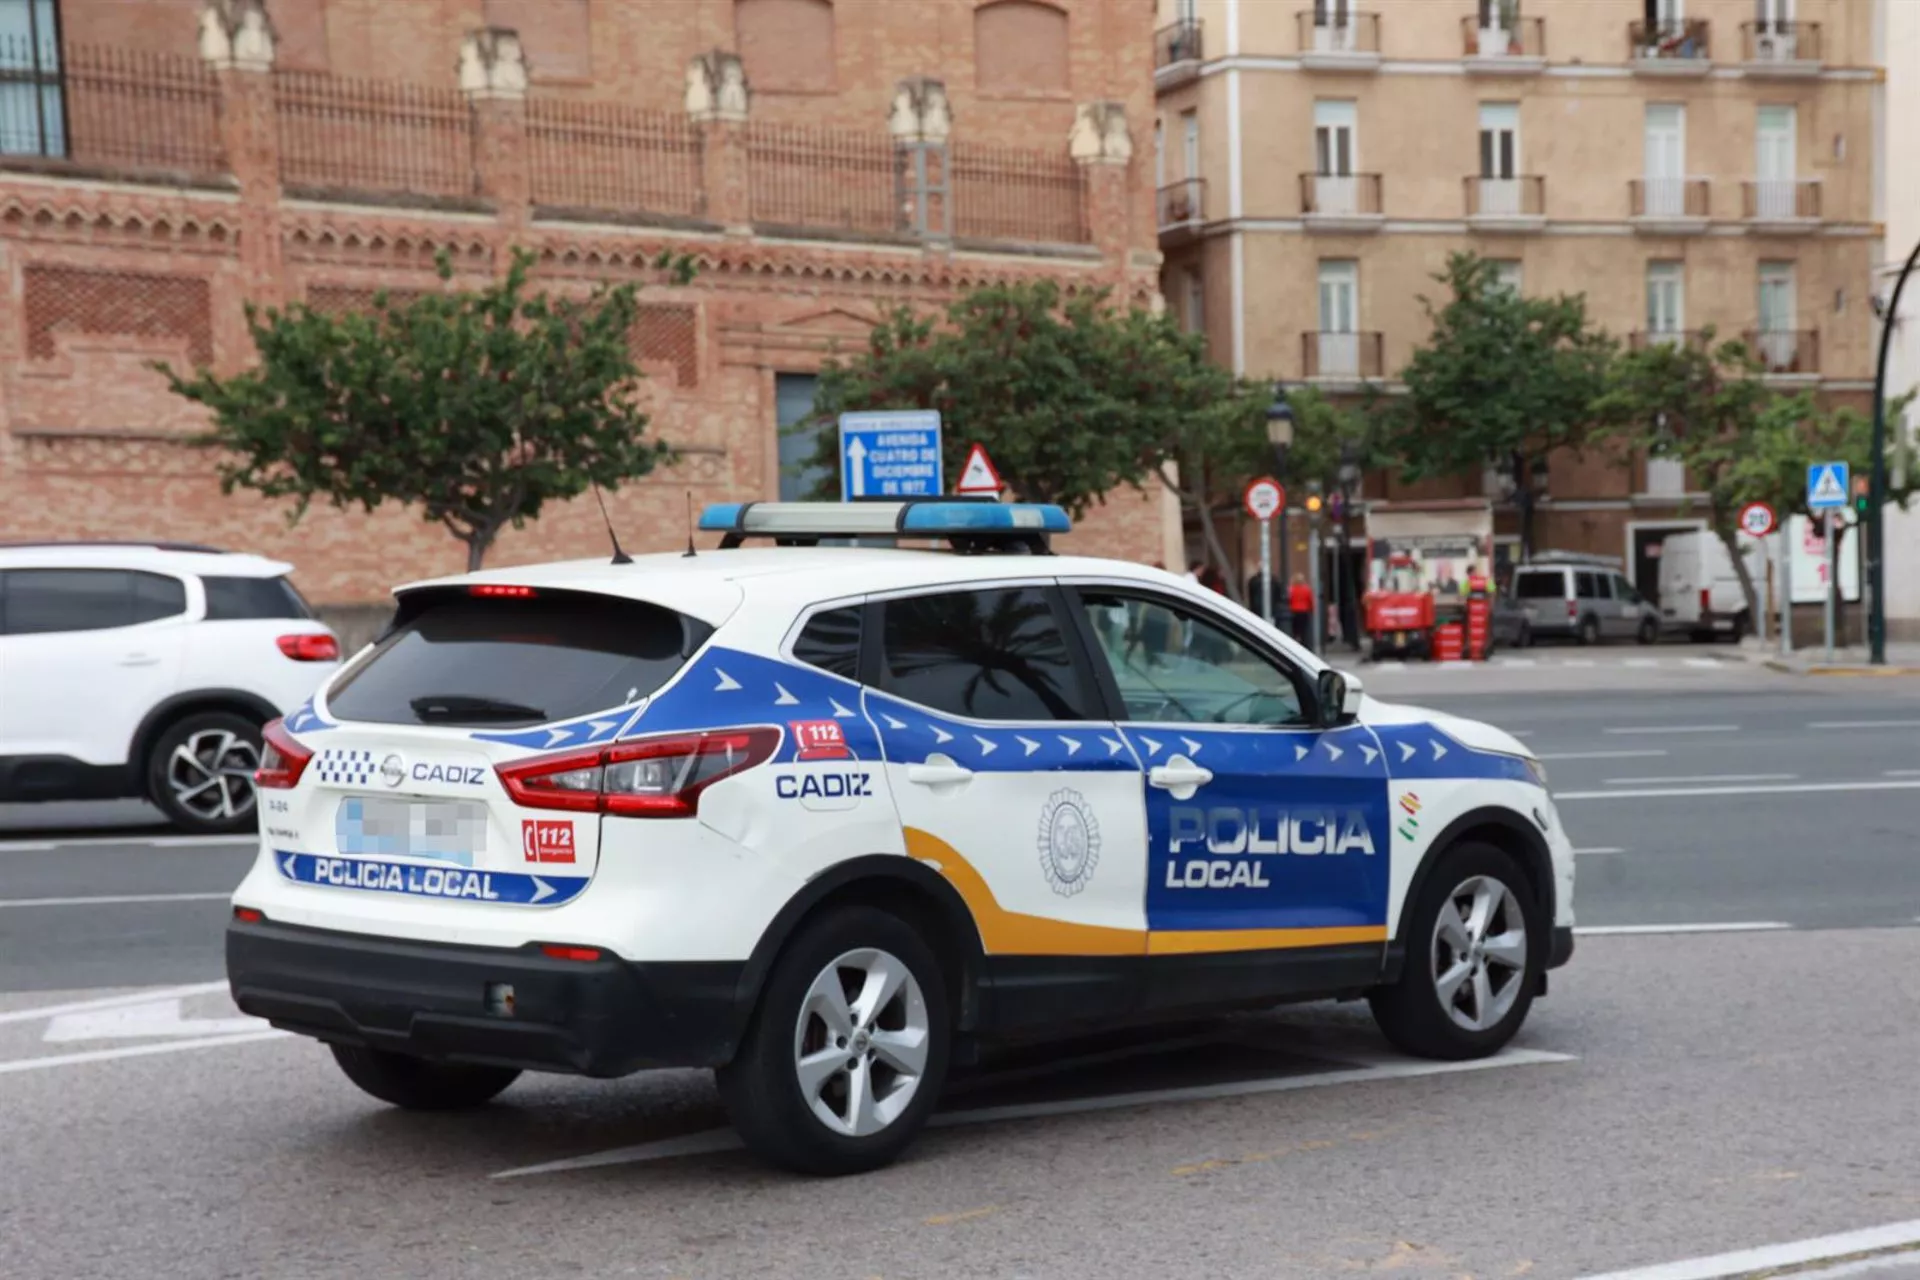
[{"left": 379, "top": 754, "right": 406, "bottom": 788}]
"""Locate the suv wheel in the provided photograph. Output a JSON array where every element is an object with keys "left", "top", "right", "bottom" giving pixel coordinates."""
[
  {"left": 330, "top": 1044, "right": 520, "bottom": 1110},
  {"left": 1369, "top": 842, "right": 1542, "bottom": 1060},
  {"left": 719, "top": 906, "right": 951, "bottom": 1176},
  {"left": 1576, "top": 615, "right": 1600, "bottom": 646},
  {"left": 1636, "top": 617, "right": 1659, "bottom": 645},
  {"left": 148, "top": 711, "right": 262, "bottom": 835},
  {"left": 1516, "top": 621, "right": 1533, "bottom": 650}
]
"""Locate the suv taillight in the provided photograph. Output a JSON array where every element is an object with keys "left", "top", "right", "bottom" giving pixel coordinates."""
[
  {"left": 277, "top": 633, "right": 340, "bottom": 662},
  {"left": 256, "top": 719, "right": 314, "bottom": 789},
  {"left": 497, "top": 728, "right": 780, "bottom": 818},
  {"left": 1700, "top": 588, "right": 1711, "bottom": 616},
  {"left": 1567, "top": 598, "right": 1578, "bottom": 618}
]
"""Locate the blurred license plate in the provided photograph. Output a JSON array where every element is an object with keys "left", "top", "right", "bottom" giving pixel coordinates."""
[{"left": 336, "top": 796, "right": 487, "bottom": 865}]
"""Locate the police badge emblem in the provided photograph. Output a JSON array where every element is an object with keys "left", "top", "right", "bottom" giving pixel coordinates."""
[{"left": 1037, "top": 788, "right": 1100, "bottom": 896}]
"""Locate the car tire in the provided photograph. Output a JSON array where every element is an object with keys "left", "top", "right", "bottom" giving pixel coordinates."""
[
  {"left": 1368, "top": 842, "right": 1543, "bottom": 1061},
  {"left": 329, "top": 1044, "right": 521, "bottom": 1110},
  {"left": 718, "top": 906, "right": 951, "bottom": 1176},
  {"left": 1516, "top": 622, "right": 1533, "bottom": 650},
  {"left": 1732, "top": 611, "right": 1751, "bottom": 641},
  {"left": 1576, "top": 615, "right": 1600, "bottom": 646},
  {"left": 147, "top": 711, "right": 263, "bottom": 835},
  {"left": 1636, "top": 617, "right": 1659, "bottom": 645}
]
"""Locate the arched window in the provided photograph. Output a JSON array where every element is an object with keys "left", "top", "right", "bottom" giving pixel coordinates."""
[
  {"left": 974, "top": 1, "right": 1069, "bottom": 96},
  {"left": 735, "top": 0, "right": 836, "bottom": 94}
]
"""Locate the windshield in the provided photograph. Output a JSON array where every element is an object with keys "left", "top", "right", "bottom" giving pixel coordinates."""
[{"left": 325, "top": 589, "right": 711, "bottom": 727}]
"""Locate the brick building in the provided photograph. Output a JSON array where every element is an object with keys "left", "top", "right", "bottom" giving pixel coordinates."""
[{"left": 0, "top": 0, "right": 1173, "bottom": 627}]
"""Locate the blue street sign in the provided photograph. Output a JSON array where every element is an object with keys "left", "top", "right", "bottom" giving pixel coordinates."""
[
  {"left": 1807, "top": 461, "right": 1850, "bottom": 511},
  {"left": 839, "top": 411, "right": 942, "bottom": 501}
]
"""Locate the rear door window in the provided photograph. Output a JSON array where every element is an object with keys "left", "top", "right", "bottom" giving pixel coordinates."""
[
  {"left": 1513, "top": 571, "right": 1564, "bottom": 600},
  {"left": 1575, "top": 571, "right": 1601, "bottom": 598},
  {"left": 202, "top": 575, "right": 312, "bottom": 620},
  {"left": 877, "top": 587, "right": 1097, "bottom": 722},
  {"left": 791, "top": 605, "right": 862, "bottom": 680},
  {"left": 0, "top": 569, "right": 186, "bottom": 634},
  {"left": 325, "top": 589, "right": 713, "bottom": 727}
]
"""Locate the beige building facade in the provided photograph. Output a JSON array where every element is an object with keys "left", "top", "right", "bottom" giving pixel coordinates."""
[{"left": 1153, "top": 0, "right": 1882, "bottom": 590}]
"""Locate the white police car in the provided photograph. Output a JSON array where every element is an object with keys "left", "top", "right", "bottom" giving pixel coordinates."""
[{"left": 228, "top": 501, "right": 1574, "bottom": 1175}]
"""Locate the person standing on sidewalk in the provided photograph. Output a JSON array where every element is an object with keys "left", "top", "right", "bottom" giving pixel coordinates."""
[{"left": 1288, "top": 573, "right": 1315, "bottom": 650}]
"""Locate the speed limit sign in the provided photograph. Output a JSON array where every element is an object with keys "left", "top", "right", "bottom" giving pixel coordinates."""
[
  {"left": 1738, "top": 500, "right": 1777, "bottom": 538},
  {"left": 1243, "top": 477, "right": 1285, "bottom": 522}
]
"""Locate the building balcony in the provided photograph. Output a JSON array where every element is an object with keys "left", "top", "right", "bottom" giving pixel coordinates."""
[
  {"left": 1741, "top": 21, "right": 1822, "bottom": 77},
  {"left": 1154, "top": 19, "right": 1203, "bottom": 88},
  {"left": 1297, "top": 10, "right": 1381, "bottom": 72},
  {"left": 1302, "top": 330, "right": 1384, "bottom": 383},
  {"left": 1629, "top": 329, "right": 1712, "bottom": 352},
  {"left": 1299, "top": 172, "right": 1383, "bottom": 232},
  {"left": 1463, "top": 174, "right": 1545, "bottom": 232},
  {"left": 1741, "top": 179, "right": 1821, "bottom": 233},
  {"left": 1461, "top": 16, "right": 1546, "bottom": 75},
  {"left": 1156, "top": 177, "right": 1205, "bottom": 239},
  {"left": 1629, "top": 178, "right": 1710, "bottom": 234},
  {"left": 1628, "top": 19, "right": 1711, "bottom": 76},
  {"left": 1744, "top": 329, "right": 1819, "bottom": 379}
]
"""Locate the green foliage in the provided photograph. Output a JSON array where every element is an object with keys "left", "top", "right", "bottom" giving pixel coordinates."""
[
  {"left": 160, "top": 248, "right": 694, "bottom": 571},
  {"left": 1393, "top": 253, "right": 1616, "bottom": 554}
]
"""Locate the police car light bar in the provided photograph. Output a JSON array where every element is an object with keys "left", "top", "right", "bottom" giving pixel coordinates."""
[{"left": 697, "top": 500, "right": 1069, "bottom": 550}]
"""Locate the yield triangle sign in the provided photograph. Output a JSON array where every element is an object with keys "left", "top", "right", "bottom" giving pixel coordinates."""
[
  {"left": 955, "top": 443, "right": 1003, "bottom": 496},
  {"left": 1808, "top": 464, "right": 1847, "bottom": 508}
]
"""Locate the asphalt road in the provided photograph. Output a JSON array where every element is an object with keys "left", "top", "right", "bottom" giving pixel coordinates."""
[{"left": 4, "top": 657, "right": 1920, "bottom": 1278}]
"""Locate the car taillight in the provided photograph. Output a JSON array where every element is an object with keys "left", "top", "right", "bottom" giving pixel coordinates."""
[
  {"left": 1699, "top": 588, "right": 1711, "bottom": 615},
  {"left": 255, "top": 718, "right": 314, "bottom": 789},
  {"left": 277, "top": 633, "right": 340, "bottom": 662},
  {"left": 1567, "top": 599, "right": 1578, "bottom": 618},
  {"left": 497, "top": 727, "right": 780, "bottom": 818},
  {"left": 470, "top": 584, "right": 536, "bottom": 598}
]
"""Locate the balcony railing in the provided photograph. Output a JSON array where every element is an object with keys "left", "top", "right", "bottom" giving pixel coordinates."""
[
  {"left": 1296, "top": 10, "right": 1381, "bottom": 55},
  {"left": 1629, "top": 18, "right": 1710, "bottom": 63},
  {"left": 0, "top": 39, "right": 227, "bottom": 177},
  {"left": 1302, "top": 330, "right": 1384, "bottom": 380},
  {"left": 1742, "top": 179, "right": 1821, "bottom": 222},
  {"left": 1462, "top": 15, "right": 1545, "bottom": 59},
  {"left": 1630, "top": 177, "right": 1710, "bottom": 219},
  {"left": 1742, "top": 21, "right": 1821, "bottom": 64},
  {"left": 1464, "top": 174, "right": 1545, "bottom": 218},
  {"left": 1300, "top": 172, "right": 1382, "bottom": 216},
  {"left": 1154, "top": 19, "right": 1203, "bottom": 68},
  {"left": 1744, "top": 329, "right": 1818, "bottom": 375},
  {"left": 1629, "top": 330, "right": 1711, "bottom": 352},
  {"left": 527, "top": 99, "right": 704, "bottom": 219},
  {"left": 1156, "top": 177, "right": 1205, "bottom": 230}
]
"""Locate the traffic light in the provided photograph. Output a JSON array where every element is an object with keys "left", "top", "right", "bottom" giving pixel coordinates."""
[
  {"left": 1855, "top": 475, "right": 1871, "bottom": 518},
  {"left": 1305, "top": 494, "right": 1323, "bottom": 514}
]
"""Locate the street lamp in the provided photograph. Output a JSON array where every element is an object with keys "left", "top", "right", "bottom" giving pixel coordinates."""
[
  {"left": 1265, "top": 388, "right": 1295, "bottom": 618},
  {"left": 1868, "top": 238, "right": 1920, "bottom": 665}
]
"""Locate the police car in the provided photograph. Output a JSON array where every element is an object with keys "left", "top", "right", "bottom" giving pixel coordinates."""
[{"left": 227, "top": 501, "right": 1575, "bottom": 1175}]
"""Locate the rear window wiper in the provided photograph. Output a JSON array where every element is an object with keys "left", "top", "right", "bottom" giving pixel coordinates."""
[{"left": 408, "top": 694, "right": 549, "bottom": 723}]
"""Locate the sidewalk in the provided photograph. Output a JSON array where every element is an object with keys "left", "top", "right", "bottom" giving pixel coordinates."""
[{"left": 1742, "top": 638, "right": 1920, "bottom": 676}]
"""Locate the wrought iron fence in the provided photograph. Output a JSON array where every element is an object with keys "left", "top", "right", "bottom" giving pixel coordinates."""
[
  {"left": 1154, "top": 19, "right": 1203, "bottom": 66},
  {"left": 1, "top": 41, "right": 226, "bottom": 176},
  {"left": 951, "top": 140, "right": 1087, "bottom": 244},
  {"left": 275, "top": 69, "right": 474, "bottom": 198},
  {"left": 527, "top": 98, "right": 702, "bottom": 218},
  {"left": 1630, "top": 18, "right": 1711, "bottom": 62},
  {"left": 746, "top": 121, "right": 900, "bottom": 234},
  {"left": 1742, "top": 20, "right": 1821, "bottom": 62}
]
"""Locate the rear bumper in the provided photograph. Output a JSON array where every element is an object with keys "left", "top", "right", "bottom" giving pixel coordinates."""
[{"left": 227, "top": 919, "right": 750, "bottom": 1077}]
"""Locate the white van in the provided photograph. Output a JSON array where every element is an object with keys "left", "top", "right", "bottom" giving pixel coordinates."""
[{"left": 1657, "top": 531, "right": 1758, "bottom": 639}]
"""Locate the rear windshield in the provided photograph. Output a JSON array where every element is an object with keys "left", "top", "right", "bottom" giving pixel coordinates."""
[
  {"left": 325, "top": 590, "right": 712, "bottom": 727},
  {"left": 1513, "top": 571, "right": 1565, "bottom": 599},
  {"left": 201, "top": 575, "right": 312, "bottom": 621}
]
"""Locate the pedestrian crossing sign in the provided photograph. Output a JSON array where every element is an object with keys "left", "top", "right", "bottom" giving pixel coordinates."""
[{"left": 1806, "top": 461, "right": 1849, "bottom": 510}]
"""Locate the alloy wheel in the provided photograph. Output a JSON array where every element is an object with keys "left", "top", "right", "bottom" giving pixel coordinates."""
[
  {"left": 166, "top": 729, "right": 260, "bottom": 824},
  {"left": 792, "top": 947, "right": 931, "bottom": 1138},
  {"left": 1430, "top": 875, "right": 1528, "bottom": 1033}
]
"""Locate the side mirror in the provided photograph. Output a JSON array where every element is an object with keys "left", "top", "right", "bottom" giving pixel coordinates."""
[{"left": 1315, "top": 668, "right": 1364, "bottom": 728}]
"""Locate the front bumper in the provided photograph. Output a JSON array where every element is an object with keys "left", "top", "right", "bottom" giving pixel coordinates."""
[
  {"left": 227, "top": 919, "right": 750, "bottom": 1077},
  {"left": 1548, "top": 925, "right": 1575, "bottom": 970}
]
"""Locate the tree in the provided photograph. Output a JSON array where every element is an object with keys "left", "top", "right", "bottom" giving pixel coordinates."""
[
  {"left": 793, "top": 281, "right": 1277, "bottom": 593},
  {"left": 161, "top": 248, "right": 692, "bottom": 571},
  {"left": 1393, "top": 253, "right": 1617, "bottom": 559}
]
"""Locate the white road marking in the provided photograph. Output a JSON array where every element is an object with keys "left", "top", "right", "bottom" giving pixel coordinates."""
[
  {"left": 1498, "top": 659, "right": 1538, "bottom": 668},
  {"left": 1536, "top": 750, "right": 1669, "bottom": 761},
  {"left": 0, "top": 980, "right": 230, "bottom": 1026},
  {"left": 1681, "top": 658, "right": 1723, "bottom": 669},
  {"left": 1564, "top": 659, "right": 1596, "bottom": 668},
  {"left": 1576, "top": 1216, "right": 1920, "bottom": 1280},
  {"left": 1602, "top": 724, "right": 1740, "bottom": 735},
  {"left": 491, "top": 1048, "right": 1575, "bottom": 1179},
  {"left": 0, "top": 1030, "right": 290, "bottom": 1076},
  {"left": 1558, "top": 780, "right": 1920, "bottom": 801},
  {"left": 1807, "top": 719, "right": 1920, "bottom": 730},
  {"left": 0, "top": 833, "right": 255, "bottom": 853},
  {"left": 1573, "top": 847, "right": 1627, "bottom": 857},
  {"left": 1601, "top": 773, "right": 1797, "bottom": 787},
  {"left": 45, "top": 998, "right": 262, "bottom": 1043},
  {"left": 1623, "top": 658, "right": 1657, "bottom": 668},
  {"left": 1576, "top": 922, "right": 1792, "bottom": 936},
  {"left": 1887, "top": 770, "right": 1920, "bottom": 778},
  {"left": 0, "top": 892, "right": 228, "bottom": 909}
]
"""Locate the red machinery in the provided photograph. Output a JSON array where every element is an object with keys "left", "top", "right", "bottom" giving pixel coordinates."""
[{"left": 1361, "top": 499, "right": 1496, "bottom": 662}]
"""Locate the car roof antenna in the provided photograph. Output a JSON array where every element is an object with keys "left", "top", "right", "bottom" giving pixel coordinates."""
[
  {"left": 592, "top": 481, "right": 634, "bottom": 565},
  {"left": 682, "top": 490, "right": 698, "bottom": 558}
]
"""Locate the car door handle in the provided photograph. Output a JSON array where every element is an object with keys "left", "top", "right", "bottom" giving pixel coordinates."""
[
  {"left": 906, "top": 761, "right": 974, "bottom": 787},
  {"left": 118, "top": 653, "right": 161, "bottom": 667},
  {"left": 1148, "top": 759, "right": 1214, "bottom": 800}
]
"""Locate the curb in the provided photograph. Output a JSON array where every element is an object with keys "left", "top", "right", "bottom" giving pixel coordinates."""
[{"left": 1760, "top": 659, "right": 1920, "bottom": 677}]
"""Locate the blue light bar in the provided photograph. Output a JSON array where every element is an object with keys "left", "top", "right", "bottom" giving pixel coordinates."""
[{"left": 696, "top": 500, "right": 1071, "bottom": 542}]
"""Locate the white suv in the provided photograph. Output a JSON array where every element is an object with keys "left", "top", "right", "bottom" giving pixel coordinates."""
[
  {"left": 0, "top": 542, "right": 341, "bottom": 833},
  {"left": 227, "top": 502, "right": 1574, "bottom": 1175}
]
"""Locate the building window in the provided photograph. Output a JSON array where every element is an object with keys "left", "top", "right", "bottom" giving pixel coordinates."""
[
  {"left": 1477, "top": 101, "right": 1522, "bottom": 215},
  {"left": 1184, "top": 267, "right": 1204, "bottom": 333},
  {"left": 975, "top": 1, "right": 1068, "bottom": 96},
  {"left": 1488, "top": 259, "right": 1523, "bottom": 295},
  {"left": 1180, "top": 109, "right": 1198, "bottom": 178},
  {"left": 776, "top": 373, "right": 824, "bottom": 501},
  {"left": 736, "top": 0, "right": 835, "bottom": 94},
  {"left": 1754, "top": 103, "right": 1797, "bottom": 217},
  {"left": 1153, "top": 117, "right": 1164, "bottom": 189},
  {"left": 0, "top": 0, "right": 64, "bottom": 158},
  {"left": 1646, "top": 261, "right": 1684, "bottom": 337},
  {"left": 1316, "top": 260, "right": 1359, "bottom": 377},
  {"left": 483, "top": 0, "right": 591, "bottom": 82},
  {"left": 1643, "top": 103, "right": 1686, "bottom": 215}
]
